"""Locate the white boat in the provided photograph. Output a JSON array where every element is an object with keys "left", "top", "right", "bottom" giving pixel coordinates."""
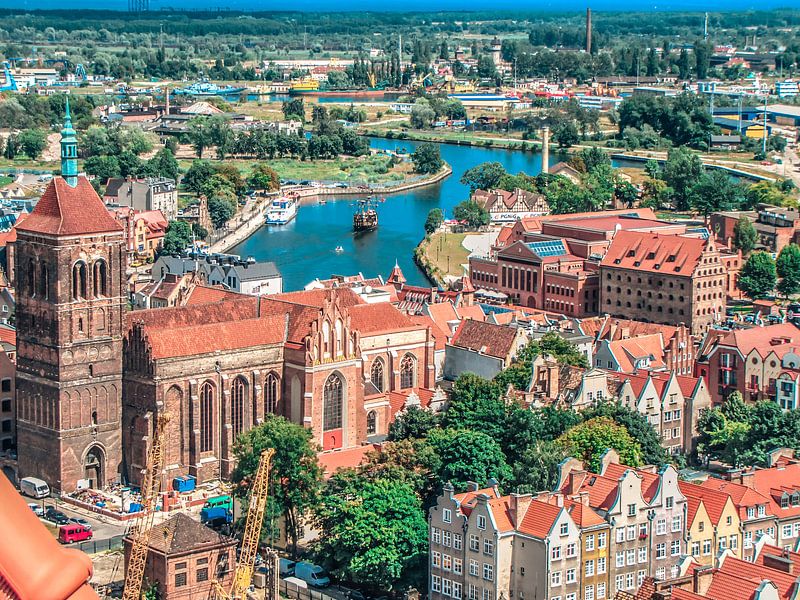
[
  {"left": 335, "top": 246, "right": 344, "bottom": 254},
  {"left": 266, "top": 196, "right": 297, "bottom": 225}
]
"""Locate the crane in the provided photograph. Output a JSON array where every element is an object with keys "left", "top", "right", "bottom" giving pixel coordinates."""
[
  {"left": 122, "top": 413, "right": 170, "bottom": 600},
  {"left": 214, "top": 448, "right": 276, "bottom": 600}
]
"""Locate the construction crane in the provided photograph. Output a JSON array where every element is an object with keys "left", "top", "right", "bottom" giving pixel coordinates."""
[
  {"left": 214, "top": 448, "right": 276, "bottom": 600},
  {"left": 122, "top": 413, "right": 170, "bottom": 600}
]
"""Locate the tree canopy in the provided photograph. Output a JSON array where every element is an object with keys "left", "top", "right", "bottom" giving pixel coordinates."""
[{"left": 738, "top": 251, "right": 777, "bottom": 299}]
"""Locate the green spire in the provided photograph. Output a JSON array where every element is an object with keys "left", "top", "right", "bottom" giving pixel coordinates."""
[{"left": 60, "top": 96, "right": 78, "bottom": 187}]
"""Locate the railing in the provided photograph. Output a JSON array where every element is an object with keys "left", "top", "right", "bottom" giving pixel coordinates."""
[
  {"left": 280, "top": 579, "right": 339, "bottom": 600},
  {"left": 77, "top": 534, "right": 125, "bottom": 554}
]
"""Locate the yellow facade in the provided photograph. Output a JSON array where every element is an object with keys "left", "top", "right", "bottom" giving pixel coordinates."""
[
  {"left": 687, "top": 497, "right": 741, "bottom": 565},
  {"left": 581, "top": 526, "right": 611, "bottom": 600}
]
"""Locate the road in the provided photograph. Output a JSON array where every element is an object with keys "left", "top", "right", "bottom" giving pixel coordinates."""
[{"left": 30, "top": 496, "right": 127, "bottom": 542}]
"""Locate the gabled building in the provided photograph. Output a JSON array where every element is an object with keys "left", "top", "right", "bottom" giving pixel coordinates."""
[
  {"left": 104, "top": 176, "right": 178, "bottom": 221},
  {"left": 443, "top": 318, "right": 528, "bottom": 381},
  {"left": 679, "top": 481, "right": 742, "bottom": 564},
  {"left": 472, "top": 187, "right": 550, "bottom": 222}
]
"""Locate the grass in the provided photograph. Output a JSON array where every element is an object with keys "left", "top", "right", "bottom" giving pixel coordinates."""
[{"left": 421, "top": 232, "right": 470, "bottom": 279}]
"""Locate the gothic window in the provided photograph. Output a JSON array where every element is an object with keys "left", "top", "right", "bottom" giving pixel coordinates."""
[
  {"left": 231, "top": 377, "right": 246, "bottom": 437},
  {"left": 400, "top": 354, "right": 417, "bottom": 389},
  {"left": 93, "top": 260, "right": 108, "bottom": 298},
  {"left": 72, "top": 261, "right": 87, "bottom": 300},
  {"left": 323, "top": 374, "right": 343, "bottom": 431},
  {"left": 367, "top": 410, "right": 377, "bottom": 436},
  {"left": 321, "top": 321, "right": 331, "bottom": 356},
  {"left": 200, "top": 381, "right": 214, "bottom": 453},
  {"left": 27, "top": 260, "right": 35, "bottom": 296},
  {"left": 335, "top": 319, "right": 343, "bottom": 356},
  {"left": 370, "top": 358, "right": 385, "bottom": 393},
  {"left": 38, "top": 262, "right": 48, "bottom": 300},
  {"left": 265, "top": 372, "right": 279, "bottom": 415}
]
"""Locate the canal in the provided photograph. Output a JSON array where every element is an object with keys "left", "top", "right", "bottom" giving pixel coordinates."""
[{"left": 231, "top": 138, "right": 566, "bottom": 291}]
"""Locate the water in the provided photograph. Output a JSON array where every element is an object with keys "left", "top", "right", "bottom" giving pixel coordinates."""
[{"left": 232, "top": 138, "right": 567, "bottom": 291}]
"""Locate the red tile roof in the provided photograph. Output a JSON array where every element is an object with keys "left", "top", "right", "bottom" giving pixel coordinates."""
[
  {"left": 0, "top": 325, "right": 15, "bottom": 347},
  {"left": 185, "top": 284, "right": 244, "bottom": 305},
  {"left": 450, "top": 319, "right": 518, "bottom": 360},
  {"left": 410, "top": 315, "right": 448, "bottom": 350},
  {"left": 348, "top": 302, "right": 417, "bottom": 335},
  {"left": 679, "top": 480, "right": 732, "bottom": 526},
  {"left": 600, "top": 231, "right": 708, "bottom": 276},
  {"left": 748, "top": 462, "right": 800, "bottom": 518},
  {"left": 317, "top": 445, "right": 377, "bottom": 478},
  {"left": 273, "top": 287, "right": 364, "bottom": 309},
  {"left": 715, "top": 555, "right": 798, "bottom": 600},
  {"left": 602, "top": 462, "right": 660, "bottom": 502},
  {"left": 711, "top": 323, "right": 800, "bottom": 359},
  {"left": 17, "top": 176, "right": 122, "bottom": 236},
  {"left": 518, "top": 499, "right": 563, "bottom": 538},
  {"left": 608, "top": 334, "right": 666, "bottom": 373},
  {"left": 700, "top": 478, "right": 774, "bottom": 520},
  {"left": 387, "top": 388, "right": 434, "bottom": 417},
  {"left": 561, "top": 472, "right": 620, "bottom": 511},
  {"left": 455, "top": 304, "right": 486, "bottom": 322}
]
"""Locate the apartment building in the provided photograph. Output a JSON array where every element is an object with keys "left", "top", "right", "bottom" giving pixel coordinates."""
[
  {"left": 696, "top": 322, "right": 800, "bottom": 404},
  {"left": 679, "top": 481, "right": 742, "bottom": 565}
]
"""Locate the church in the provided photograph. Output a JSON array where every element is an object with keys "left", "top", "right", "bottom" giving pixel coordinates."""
[{"left": 14, "top": 105, "right": 438, "bottom": 492}]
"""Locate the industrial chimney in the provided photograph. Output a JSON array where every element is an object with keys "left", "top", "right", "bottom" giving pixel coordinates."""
[
  {"left": 541, "top": 126, "right": 550, "bottom": 175},
  {"left": 586, "top": 8, "right": 592, "bottom": 54}
]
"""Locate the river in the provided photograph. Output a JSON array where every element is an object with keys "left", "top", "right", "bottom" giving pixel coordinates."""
[{"left": 231, "top": 138, "right": 567, "bottom": 291}]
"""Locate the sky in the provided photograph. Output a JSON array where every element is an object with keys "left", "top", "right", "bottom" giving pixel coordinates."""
[{"left": 1, "top": 0, "right": 795, "bottom": 10}]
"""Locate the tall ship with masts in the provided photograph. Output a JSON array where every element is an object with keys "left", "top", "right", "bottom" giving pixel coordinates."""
[{"left": 353, "top": 197, "right": 379, "bottom": 232}]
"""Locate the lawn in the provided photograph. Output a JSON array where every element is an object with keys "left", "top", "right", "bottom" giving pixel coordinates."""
[{"left": 421, "top": 232, "right": 470, "bottom": 279}]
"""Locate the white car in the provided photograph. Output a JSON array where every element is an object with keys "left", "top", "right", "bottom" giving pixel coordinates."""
[{"left": 28, "top": 502, "right": 44, "bottom": 517}]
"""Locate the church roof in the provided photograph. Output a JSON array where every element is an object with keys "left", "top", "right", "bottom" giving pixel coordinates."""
[{"left": 16, "top": 176, "right": 122, "bottom": 236}]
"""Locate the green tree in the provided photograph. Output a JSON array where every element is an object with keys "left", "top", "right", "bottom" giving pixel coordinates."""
[
  {"left": 424, "top": 208, "right": 444, "bottom": 235},
  {"left": 569, "top": 147, "right": 611, "bottom": 174},
  {"left": 388, "top": 406, "right": 442, "bottom": 442},
  {"left": 581, "top": 403, "right": 668, "bottom": 467},
  {"left": 777, "top": 243, "right": 800, "bottom": 298},
  {"left": 411, "top": 143, "right": 443, "bottom": 174},
  {"left": 512, "top": 440, "right": 567, "bottom": 493},
  {"left": 359, "top": 439, "right": 441, "bottom": 507},
  {"left": 552, "top": 121, "right": 580, "bottom": 149},
  {"left": 738, "top": 251, "right": 777, "bottom": 299},
  {"left": 410, "top": 99, "right": 436, "bottom": 129},
  {"left": 208, "top": 196, "right": 235, "bottom": 229},
  {"left": 732, "top": 216, "right": 757, "bottom": 255},
  {"left": 460, "top": 162, "right": 507, "bottom": 192},
  {"left": 84, "top": 155, "right": 121, "bottom": 181},
  {"left": 313, "top": 471, "right": 427, "bottom": 590},
  {"left": 188, "top": 116, "right": 213, "bottom": 159},
  {"left": 248, "top": 163, "right": 280, "bottom": 192},
  {"left": 232, "top": 416, "right": 323, "bottom": 558},
  {"left": 690, "top": 170, "right": 745, "bottom": 217},
  {"left": 662, "top": 147, "right": 704, "bottom": 211},
  {"left": 556, "top": 416, "right": 642, "bottom": 472},
  {"left": 453, "top": 200, "right": 490, "bottom": 229},
  {"left": 427, "top": 428, "right": 512, "bottom": 490},
  {"left": 532, "top": 332, "right": 589, "bottom": 368},
  {"left": 147, "top": 147, "right": 180, "bottom": 180},
  {"left": 160, "top": 220, "right": 193, "bottom": 256},
  {"left": 17, "top": 129, "right": 47, "bottom": 159},
  {"left": 442, "top": 373, "right": 506, "bottom": 441},
  {"left": 282, "top": 98, "right": 306, "bottom": 122}
]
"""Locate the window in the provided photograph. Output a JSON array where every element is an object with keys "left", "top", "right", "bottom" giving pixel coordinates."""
[
  {"left": 702, "top": 539, "right": 711, "bottom": 555},
  {"left": 747, "top": 507, "right": 756, "bottom": 519},
  {"left": 566, "top": 569, "right": 576, "bottom": 584},
  {"left": 484, "top": 539, "right": 494, "bottom": 556},
  {"left": 470, "top": 560, "right": 479, "bottom": 576},
  {"left": 656, "top": 543, "right": 666, "bottom": 559},
  {"left": 443, "top": 554, "right": 452, "bottom": 571},
  {"left": 671, "top": 516, "right": 682, "bottom": 533},
  {"left": 432, "top": 551, "right": 441, "bottom": 568},
  {"left": 560, "top": 522, "right": 569, "bottom": 536},
  {"left": 484, "top": 564, "right": 494, "bottom": 582},
  {"left": 639, "top": 523, "right": 648, "bottom": 537},
  {"left": 586, "top": 535, "right": 595, "bottom": 552},
  {"left": 718, "top": 537, "right": 727, "bottom": 551},
  {"left": 175, "top": 572, "right": 187, "bottom": 587},
  {"left": 744, "top": 531, "right": 753, "bottom": 548},
  {"left": 656, "top": 519, "right": 667, "bottom": 535},
  {"left": 615, "top": 576, "right": 624, "bottom": 592},
  {"left": 432, "top": 527, "right": 441, "bottom": 544},
  {"left": 483, "top": 589, "right": 490, "bottom": 600},
  {"left": 758, "top": 505, "right": 766, "bottom": 517},
  {"left": 625, "top": 573, "right": 634, "bottom": 590},
  {"left": 598, "top": 583, "right": 606, "bottom": 600},
  {"left": 616, "top": 528, "right": 625, "bottom": 543},
  {"left": 615, "top": 552, "right": 624, "bottom": 568},
  {"left": 443, "top": 508, "right": 452, "bottom": 524},
  {"left": 196, "top": 568, "right": 208, "bottom": 582},
  {"left": 400, "top": 354, "right": 416, "bottom": 389},
  {"left": 370, "top": 359, "right": 385, "bottom": 392},
  {"left": 566, "top": 543, "right": 576, "bottom": 558},
  {"left": 231, "top": 377, "right": 246, "bottom": 437},
  {"left": 72, "top": 261, "right": 87, "bottom": 300},
  {"left": 453, "top": 582, "right": 463, "bottom": 599},
  {"left": 366, "top": 410, "right": 378, "bottom": 436},
  {"left": 656, "top": 567, "right": 666, "bottom": 581},
  {"left": 598, "top": 532, "right": 606, "bottom": 549},
  {"left": 470, "top": 535, "right": 480, "bottom": 551},
  {"left": 597, "top": 557, "right": 606, "bottom": 574},
  {"left": 93, "top": 260, "right": 108, "bottom": 298},
  {"left": 638, "top": 547, "right": 647, "bottom": 563},
  {"left": 265, "top": 372, "right": 279, "bottom": 415},
  {"left": 323, "top": 374, "right": 343, "bottom": 431},
  {"left": 0, "top": 399, "right": 9, "bottom": 412},
  {"left": 551, "top": 571, "right": 562, "bottom": 587},
  {"left": 443, "top": 580, "right": 452, "bottom": 597},
  {"left": 665, "top": 496, "right": 674, "bottom": 509},
  {"left": 454, "top": 533, "right": 462, "bottom": 550},
  {"left": 691, "top": 542, "right": 700, "bottom": 556},
  {"left": 670, "top": 540, "right": 680, "bottom": 556},
  {"left": 1, "top": 379, "right": 10, "bottom": 393},
  {"left": 454, "top": 558, "right": 462, "bottom": 575},
  {"left": 477, "top": 516, "right": 486, "bottom": 530},
  {"left": 626, "top": 549, "right": 635, "bottom": 566},
  {"left": 552, "top": 545, "right": 562, "bottom": 561},
  {"left": 783, "top": 524, "right": 793, "bottom": 539},
  {"left": 638, "top": 570, "right": 646, "bottom": 587},
  {"left": 567, "top": 594, "right": 576, "bottom": 600},
  {"left": 469, "top": 585, "right": 478, "bottom": 600},
  {"left": 628, "top": 503, "right": 636, "bottom": 516},
  {"left": 443, "top": 531, "right": 452, "bottom": 547},
  {"left": 731, "top": 535, "right": 738, "bottom": 550},
  {"left": 200, "top": 381, "right": 214, "bottom": 453},
  {"left": 432, "top": 575, "right": 441, "bottom": 593},
  {"left": 585, "top": 560, "right": 595, "bottom": 577}
]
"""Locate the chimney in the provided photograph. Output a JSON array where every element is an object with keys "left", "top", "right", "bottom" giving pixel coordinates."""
[
  {"left": 567, "top": 470, "right": 587, "bottom": 495},
  {"left": 620, "top": 327, "right": 630, "bottom": 340},
  {"left": 693, "top": 566, "right": 715, "bottom": 596},
  {"left": 541, "top": 126, "right": 550, "bottom": 175},
  {"left": 578, "top": 491, "right": 590, "bottom": 506},
  {"left": 763, "top": 553, "right": 795, "bottom": 574},
  {"left": 466, "top": 481, "right": 479, "bottom": 492},
  {"left": 509, "top": 493, "right": 533, "bottom": 527},
  {"left": 586, "top": 8, "right": 592, "bottom": 54},
  {"left": 741, "top": 471, "right": 755, "bottom": 489}
]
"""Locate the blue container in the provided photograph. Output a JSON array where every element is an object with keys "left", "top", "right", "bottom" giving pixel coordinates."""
[
  {"left": 172, "top": 475, "right": 196, "bottom": 493},
  {"left": 129, "top": 502, "right": 142, "bottom": 513}
]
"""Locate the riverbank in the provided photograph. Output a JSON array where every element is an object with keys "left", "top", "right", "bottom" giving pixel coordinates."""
[
  {"left": 611, "top": 152, "right": 778, "bottom": 182},
  {"left": 363, "top": 128, "right": 541, "bottom": 152}
]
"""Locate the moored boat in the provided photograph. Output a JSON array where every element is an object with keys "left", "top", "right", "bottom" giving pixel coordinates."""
[{"left": 266, "top": 195, "right": 298, "bottom": 225}]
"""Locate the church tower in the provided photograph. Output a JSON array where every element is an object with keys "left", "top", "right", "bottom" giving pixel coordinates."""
[{"left": 15, "top": 101, "right": 126, "bottom": 492}]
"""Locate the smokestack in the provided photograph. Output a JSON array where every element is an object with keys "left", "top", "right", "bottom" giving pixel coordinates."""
[
  {"left": 541, "top": 126, "right": 550, "bottom": 175},
  {"left": 165, "top": 85, "right": 170, "bottom": 116},
  {"left": 586, "top": 8, "right": 592, "bottom": 54}
]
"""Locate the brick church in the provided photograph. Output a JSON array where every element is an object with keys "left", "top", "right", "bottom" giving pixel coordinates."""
[{"left": 15, "top": 105, "right": 437, "bottom": 492}]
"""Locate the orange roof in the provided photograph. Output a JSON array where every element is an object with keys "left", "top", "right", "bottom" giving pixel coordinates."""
[
  {"left": 518, "top": 498, "right": 563, "bottom": 538},
  {"left": 601, "top": 231, "right": 708, "bottom": 276},
  {"left": 603, "top": 462, "right": 660, "bottom": 502},
  {"left": 426, "top": 301, "right": 459, "bottom": 328},
  {"left": 455, "top": 304, "right": 486, "bottom": 322},
  {"left": 410, "top": 315, "right": 448, "bottom": 350},
  {"left": 679, "top": 481, "right": 731, "bottom": 526},
  {"left": 714, "top": 555, "right": 798, "bottom": 600},
  {"left": 185, "top": 284, "right": 243, "bottom": 305},
  {"left": 590, "top": 317, "right": 679, "bottom": 343},
  {"left": 677, "top": 375, "right": 702, "bottom": 398},
  {"left": 712, "top": 323, "right": 800, "bottom": 359},
  {"left": 0, "top": 325, "right": 15, "bottom": 347},
  {"left": 387, "top": 388, "right": 434, "bottom": 417},
  {"left": 488, "top": 496, "right": 516, "bottom": 533},
  {"left": 272, "top": 287, "right": 364, "bottom": 309},
  {"left": 700, "top": 478, "right": 774, "bottom": 520},
  {"left": 17, "top": 176, "right": 122, "bottom": 236},
  {"left": 348, "top": 302, "right": 417, "bottom": 335},
  {"left": 450, "top": 319, "right": 518, "bottom": 359},
  {"left": 608, "top": 333, "right": 666, "bottom": 373},
  {"left": 517, "top": 207, "right": 658, "bottom": 234},
  {"left": 748, "top": 462, "right": 800, "bottom": 518},
  {"left": 561, "top": 472, "right": 620, "bottom": 511},
  {"left": 317, "top": 445, "right": 376, "bottom": 478}
]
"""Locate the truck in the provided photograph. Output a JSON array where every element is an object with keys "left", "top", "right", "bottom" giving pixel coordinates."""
[
  {"left": 20, "top": 477, "right": 50, "bottom": 499},
  {"left": 200, "top": 505, "right": 232, "bottom": 528}
]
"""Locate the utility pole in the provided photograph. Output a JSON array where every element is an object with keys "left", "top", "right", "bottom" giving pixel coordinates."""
[
  {"left": 763, "top": 94, "right": 768, "bottom": 157},
  {"left": 513, "top": 57, "right": 517, "bottom": 91},
  {"left": 704, "top": 13, "right": 708, "bottom": 40}
]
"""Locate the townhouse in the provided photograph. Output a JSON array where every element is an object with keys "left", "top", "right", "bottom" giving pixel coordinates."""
[{"left": 679, "top": 481, "right": 742, "bottom": 564}]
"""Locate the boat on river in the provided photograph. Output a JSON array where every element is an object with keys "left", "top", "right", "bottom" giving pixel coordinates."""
[
  {"left": 266, "top": 195, "right": 298, "bottom": 225},
  {"left": 173, "top": 81, "right": 247, "bottom": 97},
  {"left": 353, "top": 198, "right": 378, "bottom": 232}
]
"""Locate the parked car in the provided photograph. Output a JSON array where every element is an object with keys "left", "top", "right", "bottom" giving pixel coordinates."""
[
  {"left": 20, "top": 476, "right": 50, "bottom": 498},
  {"left": 68, "top": 517, "right": 92, "bottom": 530},
  {"left": 294, "top": 562, "right": 330, "bottom": 588},
  {"left": 45, "top": 507, "right": 69, "bottom": 525},
  {"left": 27, "top": 502, "right": 44, "bottom": 517},
  {"left": 346, "top": 589, "right": 366, "bottom": 600},
  {"left": 58, "top": 524, "right": 93, "bottom": 544},
  {"left": 279, "top": 558, "right": 296, "bottom": 577}
]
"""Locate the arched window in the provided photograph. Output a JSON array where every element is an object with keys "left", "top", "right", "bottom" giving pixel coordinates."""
[
  {"left": 370, "top": 358, "right": 385, "bottom": 393},
  {"left": 265, "top": 372, "right": 279, "bottom": 415},
  {"left": 27, "top": 259, "right": 35, "bottom": 296},
  {"left": 231, "top": 377, "right": 246, "bottom": 437},
  {"left": 366, "top": 410, "right": 377, "bottom": 436},
  {"left": 93, "top": 260, "right": 108, "bottom": 298},
  {"left": 400, "top": 354, "right": 416, "bottom": 389},
  {"left": 72, "top": 261, "right": 87, "bottom": 300},
  {"left": 38, "top": 262, "right": 48, "bottom": 300},
  {"left": 323, "top": 374, "right": 343, "bottom": 431},
  {"left": 200, "top": 381, "right": 214, "bottom": 453},
  {"left": 321, "top": 321, "right": 331, "bottom": 356},
  {"left": 335, "top": 319, "right": 343, "bottom": 356}
]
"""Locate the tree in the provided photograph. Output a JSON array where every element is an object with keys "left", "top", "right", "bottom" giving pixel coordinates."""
[
  {"left": 569, "top": 147, "right": 610, "bottom": 174},
  {"left": 732, "top": 217, "right": 757, "bottom": 255},
  {"left": 424, "top": 208, "right": 444, "bottom": 235},
  {"left": 84, "top": 155, "right": 120, "bottom": 181},
  {"left": 388, "top": 406, "right": 442, "bottom": 442},
  {"left": 188, "top": 116, "right": 213, "bottom": 158},
  {"left": 208, "top": 196, "right": 235, "bottom": 229},
  {"left": 282, "top": 98, "right": 305, "bottom": 122},
  {"left": 581, "top": 403, "right": 669, "bottom": 467},
  {"left": 410, "top": 100, "right": 436, "bottom": 129},
  {"left": 512, "top": 441, "right": 567, "bottom": 493},
  {"left": 248, "top": 163, "right": 280, "bottom": 192},
  {"left": 477, "top": 54, "right": 497, "bottom": 78},
  {"left": 232, "top": 416, "right": 323, "bottom": 558},
  {"left": 552, "top": 121, "right": 580, "bottom": 149},
  {"left": 442, "top": 373, "right": 506, "bottom": 442},
  {"left": 427, "top": 428, "right": 512, "bottom": 490},
  {"left": 147, "top": 148, "right": 180, "bottom": 180},
  {"left": 556, "top": 416, "right": 642, "bottom": 472},
  {"left": 738, "top": 251, "right": 777, "bottom": 300},
  {"left": 662, "top": 147, "right": 704, "bottom": 211},
  {"left": 359, "top": 439, "right": 441, "bottom": 507},
  {"left": 183, "top": 160, "right": 216, "bottom": 195},
  {"left": 453, "top": 200, "right": 490, "bottom": 229},
  {"left": 161, "top": 220, "right": 193, "bottom": 256},
  {"left": 411, "top": 143, "right": 443, "bottom": 174},
  {"left": 313, "top": 471, "right": 427, "bottom": 591},
  {"left": 777, "top": 243, "right": 800, "bottom": 298},
  {"left": 17, "top": 129, "right": 47, "bottom": 159},
  {"left": 460, "top": 162, "right": 507, "bottom": 192},
  {"left": 690, "top": 170, "right": 745, "bottom": 218}
]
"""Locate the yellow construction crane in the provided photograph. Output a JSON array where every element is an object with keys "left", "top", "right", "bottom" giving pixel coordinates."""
[
  {"left": 214, "top": 448, "right": 276, "bottom": 600},
  {"left": 122, "top": 413, "right": 170, "bottom": 600}
]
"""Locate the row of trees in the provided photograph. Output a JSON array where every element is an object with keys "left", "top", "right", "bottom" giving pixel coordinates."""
[{"left": 737, "top": 244, "right": 800, "bottom": 300}]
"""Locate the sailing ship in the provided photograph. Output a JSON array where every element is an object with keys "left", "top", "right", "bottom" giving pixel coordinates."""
[{"left": 353, "top": 197, "right": 379, "bottom": 232}]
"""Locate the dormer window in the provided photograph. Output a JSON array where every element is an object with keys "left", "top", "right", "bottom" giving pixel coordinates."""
[
  {"left": 647, "top": 252, "right": 656, "bottom": 260},
  {"left": 758, "top": 505, "right": 766, "bottom": 517},
  {"left": 627, "top": 250, "right": 636, "bottom": 257},
  {"left": 793, "top": 493, "right": 800, "bottom": 506},
  {"left": 782, "top": 495, "right": 789, "bottom": 509}
]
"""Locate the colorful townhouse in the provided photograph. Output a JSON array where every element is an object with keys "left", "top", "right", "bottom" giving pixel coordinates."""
[{"left": 679, "top": 480, "right": 742, "bottom": 564}]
